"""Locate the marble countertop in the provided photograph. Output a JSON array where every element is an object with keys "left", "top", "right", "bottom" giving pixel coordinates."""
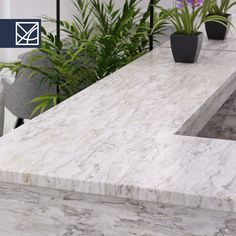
[{"left": 1, "top": 29, "right": 236, "bottom": 214}]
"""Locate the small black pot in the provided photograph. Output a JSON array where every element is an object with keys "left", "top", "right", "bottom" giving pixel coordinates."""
[
  {"left": 170, "top": 32, "right": 203, "bottom": 63},
  {"left": 205, "top": 14, "right": 231, "bottom": 40}
]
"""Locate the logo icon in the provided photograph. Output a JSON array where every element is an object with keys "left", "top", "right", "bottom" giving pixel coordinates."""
[{"left": 15, "top": 22, "right": 40, "bottom": 46}]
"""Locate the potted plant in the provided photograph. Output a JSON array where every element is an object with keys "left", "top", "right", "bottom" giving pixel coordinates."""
[
  {"left": 205, "top": 0, "right": 236, "bottom": 40},
  {"left": 161, "top": 0, "right": 227, "bottom": 63},
  {"left": 0, "top": 0, "right": 168, "bottom": 116}
]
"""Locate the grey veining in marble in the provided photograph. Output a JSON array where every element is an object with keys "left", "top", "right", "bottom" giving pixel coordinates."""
[
  {"left": 0, "top": 13, "right": 236, "bottom": 235},
  {"left": 0, "top": 181, "right": 236, "bottom": 236},
  {"left": 0, "top": 46, "right": 235, "bottom": 215}
]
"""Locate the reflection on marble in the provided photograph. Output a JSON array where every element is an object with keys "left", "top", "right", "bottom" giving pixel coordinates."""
[
  {"left": 1, "top": 181, "right": 236, "bottom": 236},
  {"left": 202, "top": 33, "right": 236, "bottom": 51}
]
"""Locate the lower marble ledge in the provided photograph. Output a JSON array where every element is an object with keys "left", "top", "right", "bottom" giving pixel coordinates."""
[{"left": 0, "top": 181, "right": 236, "bottom": 236}]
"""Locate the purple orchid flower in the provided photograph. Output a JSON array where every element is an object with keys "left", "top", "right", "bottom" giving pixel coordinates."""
[
  {"left": 176, "top": 0, "right": 204, "bottom": 9},
  {"left": 187, "top": 0, "right": 204, "bottom": 7},
  {"left": 176, "top": 0, "right": 184, "bottom": 8}
]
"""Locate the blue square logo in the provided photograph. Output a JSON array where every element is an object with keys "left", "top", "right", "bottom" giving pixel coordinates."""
[
  {"left": 15, "top": 22, "right": 40, "bottom": 46},
  {"left": 0, "top": 19, "right": 41, "bottom": 48}
]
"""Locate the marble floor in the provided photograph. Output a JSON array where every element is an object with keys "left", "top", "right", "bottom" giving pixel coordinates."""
[{"left": 198, "top": 90, "right": 236, "bottom": 141}]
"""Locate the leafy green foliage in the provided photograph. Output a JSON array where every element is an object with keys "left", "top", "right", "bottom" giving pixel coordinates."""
[
  {"left": 160, "top": 0, "right": 232, "bottom": 35},
  {"left": 0, "top": 0, "right": 168, "bottom": 117},
  {"left": 0, "top": 29, "right": 97, "bottom": 115},
  {"left": 207, "top": 0, "right": 236, "bottom": 15},
  {"left": 61, "top": 0, "right": 168, "bottom": 79}
]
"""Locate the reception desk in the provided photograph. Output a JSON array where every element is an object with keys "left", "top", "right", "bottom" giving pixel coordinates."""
[{"left": 0, "top": 31, "right": 236, "bottom": 235}]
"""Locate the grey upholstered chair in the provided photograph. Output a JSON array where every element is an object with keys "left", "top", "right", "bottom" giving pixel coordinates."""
[
  {"left": 0, "top": 81, "right": 4, "bottom": 136},
  {"left": 2, "top": 50, "right": 57, "bottom": 128}
]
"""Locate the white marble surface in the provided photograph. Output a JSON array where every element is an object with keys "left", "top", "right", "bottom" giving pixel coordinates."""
[{"left": 0, "top": 45, "right": 236, "bottom": 216}]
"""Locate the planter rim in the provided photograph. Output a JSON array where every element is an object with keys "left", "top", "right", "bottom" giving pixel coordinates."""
[
  {"left": 170, "top": 30, "right": 203, "bottom": 63},
  {"left": 207, "top": 13, "right": 231, "bottom": 17},
  {"left": 171, "top": 32, "right": 203, "bottom": 37}
]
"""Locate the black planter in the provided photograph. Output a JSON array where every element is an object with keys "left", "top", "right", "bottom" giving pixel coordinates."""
[
  {"left": 205, "top": 14, "right": 231, "bottom": 40},
  {"left": 170, "top": 32, "right": 203, "bottom": 63}
]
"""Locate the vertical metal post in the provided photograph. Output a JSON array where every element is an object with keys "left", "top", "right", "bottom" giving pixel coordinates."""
[
  {"left": 56, "top": 0, "right": 60, "bottom": 100},
  {"left": 56, "top": 0, "right": 60, "bottom": 42},
  {"left": 149, "top": 0, "right": 154, "bottom": 51}
]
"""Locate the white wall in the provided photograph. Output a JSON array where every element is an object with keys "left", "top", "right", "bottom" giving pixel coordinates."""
[
  {"left": 111, "top": 0, "right": 174, "bottom": 10},
  {"left": 0, "top": 0, "right": 11, "bottom": 61},
  {"left": 8, "top": 0, "right": 73, "bottom": 21}
]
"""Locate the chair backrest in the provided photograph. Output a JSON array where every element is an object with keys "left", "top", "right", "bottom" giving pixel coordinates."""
[{"left": 4, "top": 50, "right": 57, "bottom": 119}]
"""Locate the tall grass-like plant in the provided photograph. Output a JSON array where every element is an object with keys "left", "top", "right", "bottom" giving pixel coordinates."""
[
  {"left": 0, "top": 0, "right": 168, "bottom": 116},
  {"left": 61, "top": 0, "right": 168, "bottom": 78},
  {"left": 204, "top": 0, "right": 235, "bottom": 40},
  {"left": 160, "top": 0, "right": 230, "bottom": 35},
  {"left": 207, "top": 0, "right": 236, "bottom": 15},
  {"left": 0, "top": 29, "right": 97, "bottom": 115}
]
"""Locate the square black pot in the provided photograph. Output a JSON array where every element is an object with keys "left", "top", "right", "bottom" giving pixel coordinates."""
[
  {"left": 205, "top": 14, "right": 231, "bottom": 40},
  {"left": 170, "top": 32, "right": 203, "bottom": 63}
]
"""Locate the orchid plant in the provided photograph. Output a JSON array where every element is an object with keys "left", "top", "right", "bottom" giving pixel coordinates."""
[
  {"left": 207, "top": 0, "right": 236, "bottom": 16},
  {"left": 160, "top": 0, "right": 230, "bottom": 35}
]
